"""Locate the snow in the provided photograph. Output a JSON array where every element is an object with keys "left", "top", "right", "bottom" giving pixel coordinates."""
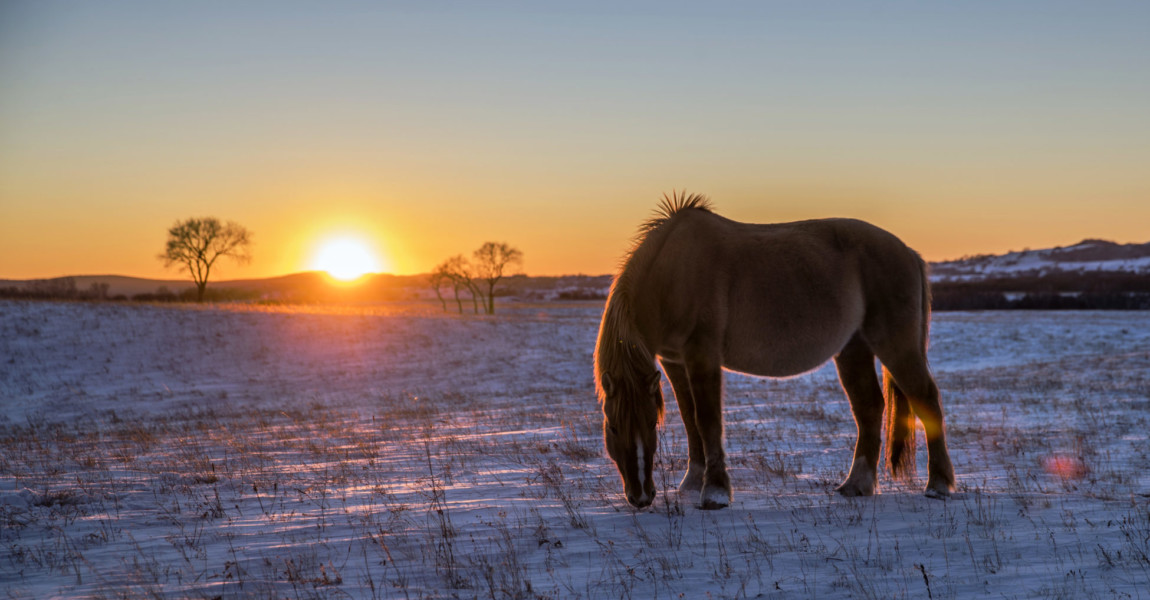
[
  {"left": 931, "top": 240, "right": 1150, "bottom": 282},
  {"left": 2, "top": 300, "right": 1150, "bottom": 598}
]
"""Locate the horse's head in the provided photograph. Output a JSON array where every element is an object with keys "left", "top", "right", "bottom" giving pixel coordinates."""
[{"left": 600, "top": 369, "right": 663, "bottom": 508}]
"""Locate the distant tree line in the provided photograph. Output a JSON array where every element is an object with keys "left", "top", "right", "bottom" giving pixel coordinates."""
[
  {"left": 429, "top": 242, "right": 523, "bottom": 314},
  {"left": 0, "top": 279, "right": 115, "bottom": 301},
  {"left": 932, "top": 289, "right": 1150, "bottom": 311},
  {"left": 0, "top": 279, "right": 261, "bottom": 303},
  {"left": 932, "top": 271, "right": 1150, "bottom": 311}
]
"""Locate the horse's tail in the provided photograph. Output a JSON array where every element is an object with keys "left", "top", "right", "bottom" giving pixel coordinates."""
[
  {"left": 884, "top": 367, "right": 916, "bottom": 482},
  {"left": 885, "top": 253, "right": 931, "bottom": 482}
]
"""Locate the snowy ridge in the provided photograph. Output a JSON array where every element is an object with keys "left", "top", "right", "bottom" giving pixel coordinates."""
[{"left": 931, "top": 239, "right": 1150, "bottom": 283}]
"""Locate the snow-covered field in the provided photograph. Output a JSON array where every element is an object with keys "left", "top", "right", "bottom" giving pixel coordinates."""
[{"left": 2, "top": 300, "right": 1149, "bottom": 599}]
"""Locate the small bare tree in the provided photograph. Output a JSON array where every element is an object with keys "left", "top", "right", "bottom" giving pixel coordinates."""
[
  {"left": 159, "top": 217, "right": 252, "bottom": 302},
  {"left": 432, "top": 255, "right": 482, "bottom": 314},
  {"left": 472, "top": 242, "right": 522, "bottom": 315},
  {"left": 428, "top": 266, "right": 450, "bottom": 312}
]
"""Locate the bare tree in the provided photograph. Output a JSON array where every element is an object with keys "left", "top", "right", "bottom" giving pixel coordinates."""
[
  {"left": 439, "top": 255, "right": 482, "bottom": 314},
  {"left": 431, "top": 256, "right": 475, "bottom": 314},
  {"left": 428, "top": 265, "right": 450, "bottom": 312},
  {"left": 472, "top": 242, "right": 523, "bottom": 315},
  {"left": 159, "top": 217, "right": 252, "bottom": 302}
]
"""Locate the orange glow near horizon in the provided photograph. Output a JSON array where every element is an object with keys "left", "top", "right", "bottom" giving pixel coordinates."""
[
  {"left": 307, "top": 236, "right": 385, "bottom": 281},
  {"left": 1, "top": 5, "right": 1149, "bottom": 281}
]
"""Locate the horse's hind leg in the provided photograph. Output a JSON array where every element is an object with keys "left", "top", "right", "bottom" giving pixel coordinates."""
[
  {"left": 660, "top": 359, "right": 705, "bottom": 496},
  {"left": 881, "top": 352, "right": 956, "bottom": 498},
  {"left": 834, "top": 335, "right": 884, "bottom": 497}
]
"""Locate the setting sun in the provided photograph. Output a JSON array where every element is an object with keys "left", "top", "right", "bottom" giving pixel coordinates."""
[{"left": 309, "top": 237, "right": 383, "bottom": 281}]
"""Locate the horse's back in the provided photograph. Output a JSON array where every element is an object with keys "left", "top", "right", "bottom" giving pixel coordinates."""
[{"left": 641, "top": 211, "right": 926, "bottom": 377}]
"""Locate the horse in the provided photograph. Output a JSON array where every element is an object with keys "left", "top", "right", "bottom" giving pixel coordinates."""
[{"left": 594, "top": 192, "right": 955, "bottom": 509}]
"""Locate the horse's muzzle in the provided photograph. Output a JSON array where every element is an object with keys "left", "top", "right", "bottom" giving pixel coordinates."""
[{"left": 627, "top": 489, "right": 655, "bottom": 508}]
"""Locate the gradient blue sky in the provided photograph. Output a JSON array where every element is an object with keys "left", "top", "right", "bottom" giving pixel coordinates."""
[{"left": 2, "top": 1, "right": 1148, "bottom": 278}]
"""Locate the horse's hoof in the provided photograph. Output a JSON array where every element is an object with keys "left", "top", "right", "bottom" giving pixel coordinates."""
[
  {"left": 923, "top": 486, "right": 951, "bottom": 500},
  {"left": 836, "top": 459, "right": 876, "bottom": 497},
  {"left": 924, "top": 474, "right": 955, "bottom": 499},
  {"left": 835, "top": 482, "right": 874, "bottom": 497},
  {"left": 698, "top": 485, "right": 731, "bottom": 510}
]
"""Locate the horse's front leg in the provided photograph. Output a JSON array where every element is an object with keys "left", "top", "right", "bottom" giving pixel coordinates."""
[
  {"left": 660, "top": 360, "right": 705, "bottom": 496},
  {"left": 685, "top": 357, "right": 730, "bottom": 509}
]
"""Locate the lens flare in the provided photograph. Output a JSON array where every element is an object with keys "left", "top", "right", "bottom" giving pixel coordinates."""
[{"left": 1043, "top": 455, "right": 1088, "bottom": 481}]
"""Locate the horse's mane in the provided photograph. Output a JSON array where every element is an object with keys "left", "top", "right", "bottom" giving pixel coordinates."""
[
  {"left": 637, "top": 191, "right": 714, "bottom": 238},
  {"left": 594, "top": 284, "right": 655, "bottom": 393},
  {"left": 614, "top": 191, "right": 712, "bottom": 279},
  {"left": 594, "top": 192, "right": 710, "bottom": 430},
  {"left": 594, "top": 292, "right": 663, "bottom": 431},
  {"left": 612, "top": 190, "right": 713, "bottom": 301}
]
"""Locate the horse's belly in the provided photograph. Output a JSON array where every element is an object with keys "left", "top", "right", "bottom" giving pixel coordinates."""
[
  {"left": 720, "top": 309, "right": 862, "bottom": 378},
  {"left": 722, "top": 335, "right": 847, "bottom": 378}
]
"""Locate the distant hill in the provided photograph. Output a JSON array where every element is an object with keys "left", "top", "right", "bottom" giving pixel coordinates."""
[
  {"left": 931, "top": 239, "right": 1150, "bottom": 282},
  {"left": 929, "top": 239, "right": 1150, "bottom": 310}
]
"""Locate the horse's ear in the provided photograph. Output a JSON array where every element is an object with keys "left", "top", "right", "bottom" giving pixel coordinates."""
[
  {"left": 600, "top": 373, "right": 615, "bottom": 398},
  {"left": 647, "top": 371, "right": 661, "bottom": 395}
]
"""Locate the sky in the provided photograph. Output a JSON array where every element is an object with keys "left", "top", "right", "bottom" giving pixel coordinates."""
[{"left": 2, "top": 1, "right": 1148, "bottom": 280}]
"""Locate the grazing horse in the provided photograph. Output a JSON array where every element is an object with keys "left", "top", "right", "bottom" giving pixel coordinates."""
[{"left": 595, "top": 193, "right": 955, "bottom": 509}]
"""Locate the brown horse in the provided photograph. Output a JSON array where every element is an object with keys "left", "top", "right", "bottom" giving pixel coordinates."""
[{"left": 595, "top": 193, "right": 955, "bottom": 509}]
